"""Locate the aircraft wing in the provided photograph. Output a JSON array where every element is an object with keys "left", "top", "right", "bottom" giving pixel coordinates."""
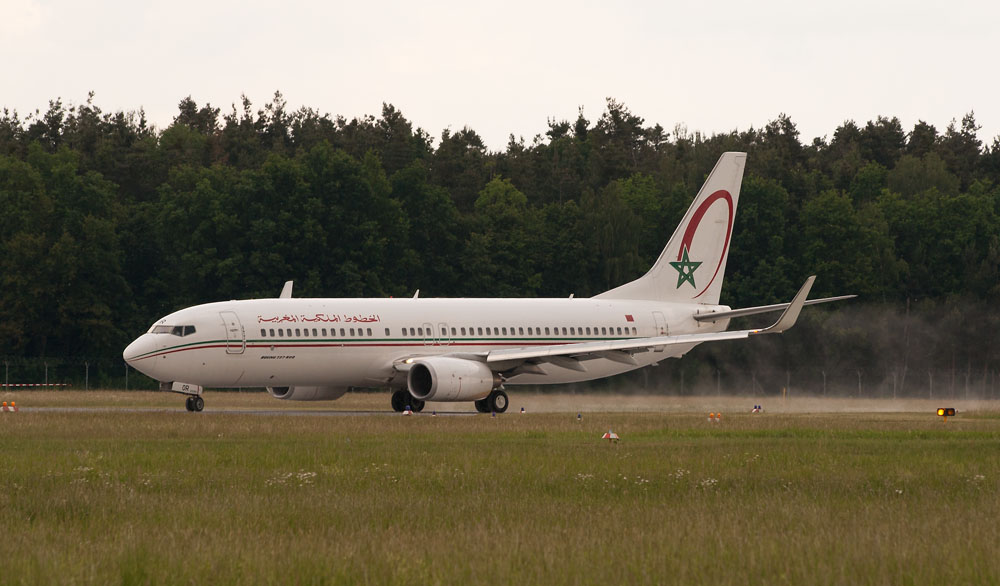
[{"left": 484, "top": 276, "right": 816, "bottom": 368}]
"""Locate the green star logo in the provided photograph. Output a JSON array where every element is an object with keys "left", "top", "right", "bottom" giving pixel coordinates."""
[{"left": 669, "top": 246, "right": 702, "bottom": 289}]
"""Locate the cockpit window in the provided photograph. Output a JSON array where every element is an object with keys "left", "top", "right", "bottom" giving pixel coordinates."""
[{"left": 151, "top": 325, "right": 197, "bottom": 337}]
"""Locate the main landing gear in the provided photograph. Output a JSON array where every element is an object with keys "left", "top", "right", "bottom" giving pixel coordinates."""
[
  {"left": 474, "top": 389, "right": 508, "bottom": 414},
  {"left": 390, "top": 389, "right": 424, "bottom": 413},
  {"left": 389, "top": 388, "right": 508, "bottom": 414},
  {"left": 185, "top": 395, "right": 205, "bottom": 412}
]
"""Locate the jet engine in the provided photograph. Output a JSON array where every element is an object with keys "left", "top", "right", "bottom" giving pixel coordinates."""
[
  {"left": 407, "top": 357, "right": 502, "bottom": 402},
  {"left": 266, "top": 386, "right": 349, "bottom": 401}
]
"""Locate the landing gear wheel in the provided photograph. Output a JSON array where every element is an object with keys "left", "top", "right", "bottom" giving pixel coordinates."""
[
  {"left": 192, "top": 396, "right": 205, "bottom": 412},
  {"left": 411, "top": 399, "right": 425, "bottom": 413},
  {"left": 391, "top": 390, "right": 410, "bottom": 412},
  {"left": 487, "top": 389, "right": 508, "bottom": 413},
  {"left": 474, "top": 398, "right": 489, "bottom": 413},
  {"left": 185, "top": 396, "right": 194, "bottom": 412}
]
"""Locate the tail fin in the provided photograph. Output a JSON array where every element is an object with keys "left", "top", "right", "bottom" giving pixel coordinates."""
[{"left": 595, "top": 152, "right": 747, "bottom": 305}]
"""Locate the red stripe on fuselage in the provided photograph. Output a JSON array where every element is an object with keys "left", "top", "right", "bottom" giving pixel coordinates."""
[{"left": 131, "top": 341, "right": 579, "bottom": 361}]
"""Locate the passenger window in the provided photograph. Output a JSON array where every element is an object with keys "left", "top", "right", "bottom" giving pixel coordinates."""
[
  {"left": 409, "top": 328, "right": 415, "bottom": 336},
  {"left": 477, "top": 327, "right": 483, "bottom": 335},
  {"left": 518, "top": 327, "right": 524, "bottom": 335},
  {"left": 312, "top": 328, "right": 318, "bottom": 336},
  {"left": 286, "top": 329, "right": 292, "bottom": 337},
  {"left": 601, "top": 327, "right": 606, "bottom": 335},
  {"left": 585, "top": 327, "right": 591, "bottom": 335},
  {"left": 544, "top": 327, "right": 550, "bottom": 335},
  {"left": 340, "top": 328, "right": 345, "bottom": 336},
  {"left": 570, "top": 327, "right": 575, "bottom": 335},
  {"left": 278, "top": 329, "right": 284, "bottom": 337},
  {"left": 402, "top": 329, "right": 407, "bottom": 336},
  {"left": 617, "top": 327, "right": 623, "bottom": 335},
  {"left": 350, "top": 328, "right": 356, "bottom": 336},
  {"left": 451, "top": 327, "right": 456, "bottom": 336},
  {"left": 461, "top": 327, "right": 466, "bottom": 336},
  {"left": 295, "top": 329, "right": 301, "bottom": 337},
  {"left": 562, "top": 327, "right": 567, "bottom": 335},
  {"left": 260, "top": 329, "right": 266, "bottom": 336},
  {"left": 385, "top": 328, "right": 390, "bottom": 336},
  {"left": 632, "top": 327, "right": 637, "bottom": 335},
  {"left": 527, "top": 327, "right": 533, "bottom": 335},
  {"left": 270, "top": 329, "right": 275, "bottom": 337},
  {"left": 322, "top": 328, "right": 327, "bottom": 336},
  {"left": 502, "top": 327, "right": 507, "bottom": 335},
  {"left": 367, "top": 328, "right": 372, "bottom": 336},
  {"left": 418, "top": 328, "right": 423, "bottom": 336}
]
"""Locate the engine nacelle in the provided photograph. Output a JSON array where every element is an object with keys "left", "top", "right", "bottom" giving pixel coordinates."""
[
  {"left": 266, "top": 386, "right": 349, "bottom": 401},
  {"left": 407, "top": 357, "right": 501, "bottom": 402}
]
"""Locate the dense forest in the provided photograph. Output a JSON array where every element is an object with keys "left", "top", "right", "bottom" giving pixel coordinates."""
[{"left": 2, "top": 92, "right": 999, "bottom": 396}]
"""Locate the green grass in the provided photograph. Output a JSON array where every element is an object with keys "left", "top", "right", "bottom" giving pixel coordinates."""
[{"left": 1, "top": 392, "right": 998, "bottom": 585}]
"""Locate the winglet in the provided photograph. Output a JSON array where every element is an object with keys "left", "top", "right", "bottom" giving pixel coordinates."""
[
  {"left": 279, "top": 281, "right": 293, "bottom": 299},
  {"left": 752, "top": 276, "right": 815, "bottom": 335}
]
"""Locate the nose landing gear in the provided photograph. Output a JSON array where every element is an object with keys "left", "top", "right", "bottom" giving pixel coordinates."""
[{"left": 184, "top": 395, "right": 205, "bottom": 412}]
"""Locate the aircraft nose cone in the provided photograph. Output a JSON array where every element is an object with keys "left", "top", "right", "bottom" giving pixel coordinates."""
[
  {"left": 123, "top": 338, "right": 142, "bottom": 364},
  {"left": 123, "top": 335, "right": 158, "bottom": 378}
]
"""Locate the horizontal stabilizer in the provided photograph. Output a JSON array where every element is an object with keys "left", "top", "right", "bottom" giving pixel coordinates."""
[{"left": 694, "top": 294, "right": 855, "bottom": 323}]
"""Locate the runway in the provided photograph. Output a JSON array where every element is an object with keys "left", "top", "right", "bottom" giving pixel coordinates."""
[{"left": 19, "top": 406, "right": 478, "bottom": 417}]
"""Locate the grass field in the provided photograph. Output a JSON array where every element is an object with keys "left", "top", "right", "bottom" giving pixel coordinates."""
[{"left": 1, "top": 391, "right": 998, "bottom": 585}]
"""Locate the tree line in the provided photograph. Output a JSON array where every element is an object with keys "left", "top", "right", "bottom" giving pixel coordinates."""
[{"left": 1, "top": 92, "right": 998, "bottom": 394}]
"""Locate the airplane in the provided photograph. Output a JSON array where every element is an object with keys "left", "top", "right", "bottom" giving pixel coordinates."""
[{"left": 123, "top": 152, "right": 853, "bottom": 413}]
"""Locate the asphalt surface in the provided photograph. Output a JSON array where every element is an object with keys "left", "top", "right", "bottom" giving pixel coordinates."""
[{"left": 18, "top": 406, "right": 477, "bottom": 417}]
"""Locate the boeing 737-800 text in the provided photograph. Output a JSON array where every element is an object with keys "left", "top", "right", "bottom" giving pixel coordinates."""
[{"left": 123, "top": 152, "right": 852, "bottom": 412}]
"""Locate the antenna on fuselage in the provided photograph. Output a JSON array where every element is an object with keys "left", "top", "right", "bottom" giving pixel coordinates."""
[{"left": 279, "top": 281, "right": 293, "bottom": 299}]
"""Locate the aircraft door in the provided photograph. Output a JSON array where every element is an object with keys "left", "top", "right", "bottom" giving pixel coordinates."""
[
  {"left": 438, "top": 322, "right": 450, "bottom": 346},
  {"left": 220, "top": 311, "right": 245, "bottom": 354},
  {"left": 422, "top": 322, "right": 434, "bottom": 346},
  {"left": 652, "top": 311, "right": 668, "bottom": 353}
]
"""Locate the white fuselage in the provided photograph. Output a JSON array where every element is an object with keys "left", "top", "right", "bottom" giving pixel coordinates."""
[{"left": 123, "top": 297, "right": 730, "bottom": 389}]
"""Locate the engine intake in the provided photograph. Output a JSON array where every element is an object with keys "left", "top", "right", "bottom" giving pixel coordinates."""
[
  {"left": 407, "top": 357, "right": 501, "bottom": 402},
  {"left": 266, "top": 386, "right": 349, "bottom": 401}
]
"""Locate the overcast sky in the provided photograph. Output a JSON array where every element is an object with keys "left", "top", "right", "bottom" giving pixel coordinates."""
[{"left": 3, "top": 0, "right": 997, "bottom": 150}]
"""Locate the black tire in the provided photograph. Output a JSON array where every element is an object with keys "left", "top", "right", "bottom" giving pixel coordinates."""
[
  {"left": 474, "top": 398, "right": 489, "bottom": 413},
  {"left": 192, "top": 396, "right": 205, "bottom": 412},
  {"left": 185, "top": 396, "right": 194, "bottom": 411},
  {"left": 390, "top": 390, "right": 409, "bottom": 412},
  {"left": 411, "top": 399, "right": 425, "bottom": 413},
  {"left": 487, "top": 389, "right": 508, "bottom": 414}
]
